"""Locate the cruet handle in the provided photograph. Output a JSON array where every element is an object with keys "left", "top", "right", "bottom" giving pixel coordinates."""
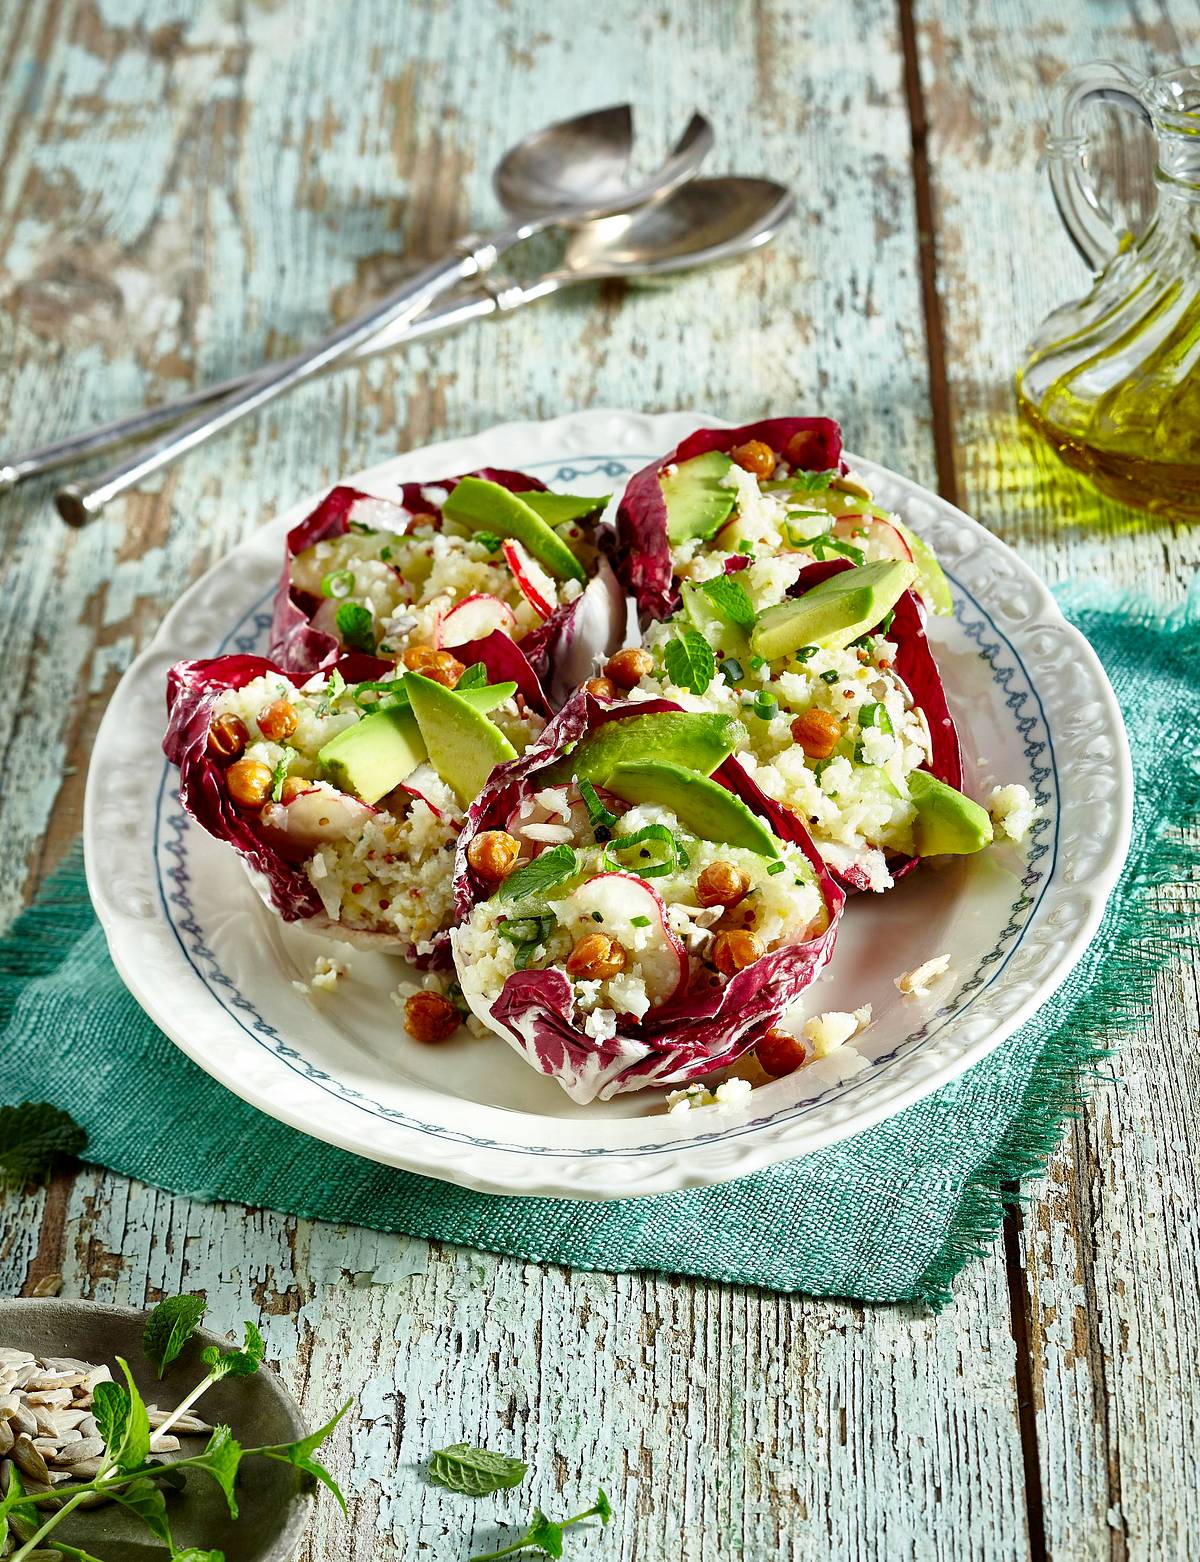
[{"left": 1043, "top": 60, "right": 1152, "bottom": 273}]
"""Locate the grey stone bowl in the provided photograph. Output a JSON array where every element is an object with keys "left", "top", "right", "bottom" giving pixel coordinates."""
[{"left": 1, "top": 1297, "right": 312, "bottom": 1561}]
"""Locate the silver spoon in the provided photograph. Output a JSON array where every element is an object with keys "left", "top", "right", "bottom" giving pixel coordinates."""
[
  {"left": 1, "top": 176, "right": 790, "bottom": 501},
  {"left": 51, "top": 104, "right": 712, "bottom": 526}
]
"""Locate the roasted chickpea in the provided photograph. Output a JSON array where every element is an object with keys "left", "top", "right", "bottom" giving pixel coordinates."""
[
  {"left": 604, "top": 647, "right": 654, "bottom": 690},
  {"left": 404, "top": 990, "right": 460, "bottom": 1043},
  {"left": 401, "top": 644, "right": 440, "bottom": 670},
  {"left": 755, "top": 1027, "right": 808, "bottom": 1078},
  {"left": 711, "top": 929, "right": 764, "bottom": 977},
  {"left": 257, "top": 698, "right": 298, "bottom": 742},
  {"left": 790, "top": 708, "right": 842, "bottom": 759},
  {"left": 566, "top": 933, "right": 627, "bottom": 981},
  {"left": 467, "top": 830, "right": 521, "bottom": 886},
  {"left": 279, "top": 776, "right": 310, "bottom": 805},
  {"left": 695, "top": 860, "right": 752, "bottom": 909},
  {"left": 225, "top": 758, "right": 274, "bottom": 809},
  {"left": 584, "top": 676, "right": 618, "bottom": 701},
  {"left": 730, "top": 439, "right": 777, "bottom": 480},
  {"left": 784, "top": 429, "right": 821, "bottom": 468},
  {"left": 419, "top": 650, "right": 465, "bottom": 689},
  {"left": 206, "top": 713, "right": 248, "bottom": 764}
]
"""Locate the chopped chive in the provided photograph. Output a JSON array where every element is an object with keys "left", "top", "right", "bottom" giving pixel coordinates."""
[
  {"left": 752, "top": 691, "right": 778, "bottom": 720},
  {"left": 736, "top": 540, "right": 755, "bottom": 555},
  {"left": 793, "top": 646, "right": 819, "bottom": 663},
  {"left": 820, "top": 669, "right": 839, "bottom": 684},
  {"left": 767, "top": 860, "right": 786, "bottom": 875},
  {"left": 379, "top": 545, "right": 393, "bottom": 562},
  {"left": 630, "top": 914, "right": 651, "bottom": 928},
  {"left": 748, "top": 654, "right": 766, "bottom": 671},
  {"left": 591, "top": 910, "right": 603, "bottom": 922}
]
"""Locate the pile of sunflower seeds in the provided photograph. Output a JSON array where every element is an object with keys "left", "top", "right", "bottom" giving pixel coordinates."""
[{"left": 0, "top": 1347, "right": 213, "bottom": 1557}]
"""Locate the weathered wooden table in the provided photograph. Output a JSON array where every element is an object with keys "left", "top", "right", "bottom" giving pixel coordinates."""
[{"left": 2, "top": 2, "right": 1197, "bottom": 1556}]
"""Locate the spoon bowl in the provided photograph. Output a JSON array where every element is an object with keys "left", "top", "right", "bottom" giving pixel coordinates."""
[
  {"left": 559, "top": 175, "right": 795, "bottom": 279},
  {"left": 494, "top": 103, "right": 713, "bottom": 225}
]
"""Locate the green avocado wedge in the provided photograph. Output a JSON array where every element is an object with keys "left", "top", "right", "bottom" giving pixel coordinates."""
[
  {"left": 662, "top": 451, "right": 738, "bottom": 546},
  {"left": 908, "top": 770, "right": 993, "bottom": 856},
  {"left": 403, "top": 672, "right": 517, "bottom": 806},
  {"left": 319, "top": 706, "right": 426, "bottom": 805},
  {"left": 604, "top": 760, "right": 781, "bottom": 858},
  {"left": 556, "top": 710, "right": 746, "bottom": 788},
  {"left": 441, "top": 477, "right": 587, "bottom": 583},
  {"left": 520, "top": 490, "right": 610, "bottom": 527},
  {"left": 750, "top": 559, "right": 917, "bottom": 660}
]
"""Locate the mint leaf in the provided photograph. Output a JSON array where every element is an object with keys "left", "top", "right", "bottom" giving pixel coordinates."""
[
  {"left": 144, "top": 1294, "right": 207, "bottom": 1378},
  {"left": 698, "top": 575, "right": 755, "bottom": 631},
  {"left": 111, "top": 1476, "right": 173, "bottom": 1544},
  {"left": 94, "top": 1358, "right": 151, "bottom": 1471},
  {"left": 188, "top": 1425, "right": 243, "bottom": 1519},
  {"left": 786, "top": 469, "right": 835, "bottom": 491},
  {"left": 662, "top": 628, "right": 715, "bottom": 696},
  {"left": 525, "top": 1512, "right": 564, "bottom": 1558},
  {"left": 497, "top": 844, "right": 577, "bottom": 904},
  {"left": 335, "top": 601, "right": 375, "bottom": 654},
  {"left": 201, "top": 1321, "right": 265, "bottom": 1381},
  {"left": 270, "top": 748, "right": 297, "bottom": 803},
  {"left": 0, "top": 1102, "right": 86, "bottom": 1190},
  {"left": 428, "top": 1443, "right": 528, "bottom": 1497},
  {"left": 594, "top": 1487, "right": 612, "bottom": 1523}
]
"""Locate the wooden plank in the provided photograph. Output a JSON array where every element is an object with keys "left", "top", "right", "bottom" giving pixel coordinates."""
[
  {"left": 915, "top": 2, "right": 1200, "bottom": 1556},
  {"left": 0, "top": 0, "right": 1062, "bottom": 1555}
]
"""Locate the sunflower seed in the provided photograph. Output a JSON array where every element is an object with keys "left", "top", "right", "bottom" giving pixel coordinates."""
[
  {"left": 10, "top": 1405, "right": 37, "bottom": 1437},
  {"left": 54, "top": 1436, "right": 105, "bottom": 1464},
  {"left": 76, "top": 1414, "right": 97, "bottom": 1437},
  {"left": 13, "top": 1435, "right": 50, "bottom": 1483},
  {"left": 0, "top": 1421, "right": 12, "bottom": 1455},
  {"left": 0, "top": 1351, "right": 34, "bottom": 1368}
]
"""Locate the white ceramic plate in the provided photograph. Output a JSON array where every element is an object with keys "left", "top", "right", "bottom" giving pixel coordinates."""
[{"left": 85, "top": 409, "right": 1132, "bottom": 1199}]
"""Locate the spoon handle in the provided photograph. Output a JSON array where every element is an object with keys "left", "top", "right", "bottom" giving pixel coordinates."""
[
  {"left": 53, "top": 226, "right": 529, "bottom": 526},
  {"left": 0, "top": 285, "right": 517, "bottom": 495}
]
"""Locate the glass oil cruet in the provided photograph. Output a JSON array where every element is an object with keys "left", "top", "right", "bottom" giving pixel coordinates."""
[{"left": 1016, "top": 62, "right": 1200, "bottom": 518}]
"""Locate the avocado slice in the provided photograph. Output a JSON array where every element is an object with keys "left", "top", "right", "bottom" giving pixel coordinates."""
[
  {"left": 681, "top": 580, "right": 751, "bottom": 662},
  {"left": 403, "top": 672, "right": 517, "bottom": 805},
  {"left": 319, "top": 707, "right": 426, "bottom": 805},
  {"left": 750, "top": 559, "right": 917, "bottom": 660},
  {"left": 442, "top": 477, "right": 586, "bottom": 583},
  {"left": 889, "top": 515, "right": 953, "bottom": 616},
  {"left": 560, "top": 710, "right": 745, "bottom": 788},
  {"left": 908, "top": 770, "right": 993, "bottom": 856},
  {"left": 520, "top": 491, "right": 609, "bottom": 527},
  {"left": 662, "top": 451, "right": 738, "bottom": 546},
  {"left": 605, "top": 760, "right": 781, "bottom": 858}
]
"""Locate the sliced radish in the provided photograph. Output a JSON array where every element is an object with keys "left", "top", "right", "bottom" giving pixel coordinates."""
[
  {"left": 502, "top": 538, "right": 556, "bottom": 619},
  {"left": 436, "top": 592, "right": 519, "bottom": 646},
  {"left": 567, "top": 872, "right": 687, "bottom": 1008},
  {"left": 833, "top": 514, "right": 913, "bottom": 563},
  {"left": 260, "top": 788, "right": 373, "bottom": 848}
]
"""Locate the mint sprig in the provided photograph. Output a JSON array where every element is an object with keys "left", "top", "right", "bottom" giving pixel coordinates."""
[
  {"left": 471, "top": 1487, "right": 613, "bottom": 1560},
  {"left": 497, "top": 845, "right": 577, "bottom": 904},
  {"left": 698, "top": 575, "right": 755, "bottom": 630}
]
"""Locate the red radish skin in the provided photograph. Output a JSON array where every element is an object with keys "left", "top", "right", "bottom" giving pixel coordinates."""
[
  {"left": 569, "top": 872, "right": 688, "bottom": 1007},
  {"left": 502, "top": 538, "right": 555, "bottom": 619}
]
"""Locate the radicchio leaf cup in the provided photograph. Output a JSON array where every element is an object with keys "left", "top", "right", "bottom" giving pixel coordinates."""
[
  {"left": 611, "top": 416, "right": 845, "bottom": 623},
  {"left": 450, "top": 692, "right": 846, "bottom": 1104},
  {"left": 164, "top": 639, "right": 548, "bottom": 963},
  {"left": 269, "top": 471, "right": 620, "bottom": 700}
]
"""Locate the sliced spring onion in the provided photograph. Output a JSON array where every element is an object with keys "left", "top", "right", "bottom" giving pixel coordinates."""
[
  {"left": 321, "top": 568, "right": 356, "bottom": 599},
  {"left": 793, "top": 646, "right": 818, "bottom": 663},
  {"left": 600, "top": 824, "right": 689, "bottom": 880},
  {"left": 858, "top": 702, "right": 894, "bottom": 733},
  {"left": 820, "top": 669, "right": 840, "bottom": 684},
  {"left": 630, "top": 914, "right": 651, "bottom": 927},
  {"left": 767, "top": 860, "right": 786, "bottom": 876},
  {"left": 719, "top": 657, "right": 745, "bottom": 683},
  {"left": 579, "top": 778, "right": 617, "bottom": 835}
]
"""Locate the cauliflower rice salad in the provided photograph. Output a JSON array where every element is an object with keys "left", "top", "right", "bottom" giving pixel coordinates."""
[{"left": 164, "top": 412, "right": 1041, "bottom": 1110}]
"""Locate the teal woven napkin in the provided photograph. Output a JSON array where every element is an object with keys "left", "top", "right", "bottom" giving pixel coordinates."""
[{"left": 1, "top": 589, "right": 1193, "bottom": 1305}]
